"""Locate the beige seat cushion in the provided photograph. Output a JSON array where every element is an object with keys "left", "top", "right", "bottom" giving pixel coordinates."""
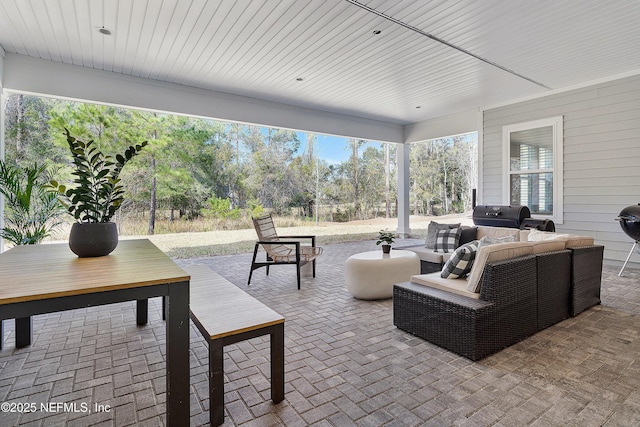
[
  {"left": 466, "top": 242, "right": 534, "bottom": 293},
  {"left": 411, "top": 273, "right": 480, "bottom": 299},
  {"left": 477, "top": 226, "right": 521, "bottom": 241},
  {"left": 403, "top": 247, "right": 444, "bottom": 264}
]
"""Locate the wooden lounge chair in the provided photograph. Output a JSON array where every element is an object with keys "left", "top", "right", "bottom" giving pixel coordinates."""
[{"left": 249, "top": 214, "right": 323, "bottom": 289}]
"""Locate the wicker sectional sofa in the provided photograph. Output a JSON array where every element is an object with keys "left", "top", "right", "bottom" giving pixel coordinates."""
[{"left": 393, "top": 227, "right": 604, "bottom": 360}]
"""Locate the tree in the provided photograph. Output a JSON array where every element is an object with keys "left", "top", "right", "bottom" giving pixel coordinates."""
[
  {"left": 4, "top": 94, "right": 66, "bottom": 166},
  {"left": 409, "top": 134, "right": 477, "bottom": 216},
  {"left": 167, "top": 117, "right": 232, "bottom": 217},
  {"left": 244, "top": 128, "right": 300, "bottom": 214},
  {"left": 359, "top": 146, "right": 385, "bottom": 217},
  {"left": 339, "top": 139, "right": 367, "bottom": 218}
]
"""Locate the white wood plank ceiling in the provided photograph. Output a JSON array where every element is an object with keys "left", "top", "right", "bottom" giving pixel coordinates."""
[{"left": 1, "top": 0, "right": 640, "bottom": 125}]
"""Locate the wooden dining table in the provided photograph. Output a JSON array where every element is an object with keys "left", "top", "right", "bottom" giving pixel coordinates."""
[{"left": 0, "top": 239, "right": 190, "bottom": 425}]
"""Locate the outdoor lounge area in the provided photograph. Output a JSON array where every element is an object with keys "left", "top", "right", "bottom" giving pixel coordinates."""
[
  {"left": 2, "top": 1, "right": 640, "bottom": 426},
  {"left": 0, "top": 238, "right": 639, "bottom": 426}
]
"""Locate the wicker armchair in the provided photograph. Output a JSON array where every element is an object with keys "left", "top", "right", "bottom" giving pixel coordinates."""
[{"left": 249, "top": 214, "right": 323, "bottom": 289}]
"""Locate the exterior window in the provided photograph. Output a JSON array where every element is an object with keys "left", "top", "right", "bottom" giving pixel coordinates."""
[{"left": 503, "top": 117, "right": 563, "bottom": 224}]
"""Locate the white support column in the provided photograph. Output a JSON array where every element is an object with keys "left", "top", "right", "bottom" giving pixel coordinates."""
[
  {"left": 396, "top": 142, "right": 411, "bottom": 238},
  {"left": 476, "top": 107, "right": 484, "bottom": 205}
]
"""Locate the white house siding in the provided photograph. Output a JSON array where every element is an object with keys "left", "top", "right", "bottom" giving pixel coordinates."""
[{"left": 482, "top": 74, "right": 640, "bottom": 268}]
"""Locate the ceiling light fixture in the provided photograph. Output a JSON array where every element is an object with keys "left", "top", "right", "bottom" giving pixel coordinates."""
[{"left": 97, "top": 27, "right": 112, "bottom": 36}]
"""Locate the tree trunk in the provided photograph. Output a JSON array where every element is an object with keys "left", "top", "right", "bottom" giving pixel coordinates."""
[
  {"left": 352, "top": 140, "right": 360, "bottom": 219},
  {"left": 442, "top": 156, "right": 449, "bottom": 213},
  {"left": 16, "top": 94, "right": 24, "bottom": 155},
  {"left": 148, "top": 156, "right": 157, "bottom": 235},
  {"left": 307, "top": 133, "right": 315, "bottom": 163}
]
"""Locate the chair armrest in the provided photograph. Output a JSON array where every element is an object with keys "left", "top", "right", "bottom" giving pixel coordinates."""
[
  {"left": 279, "top": 235, "right": 316, "bottom": 240},
  {"left": 277, "top": 235, "right": 317, "bottom": 246},
  {"left": 257, "top": 240, "right": 302, "bottom": 246},
  {"left": 257, "top": 240, "right": 304, "bottom": 255}
]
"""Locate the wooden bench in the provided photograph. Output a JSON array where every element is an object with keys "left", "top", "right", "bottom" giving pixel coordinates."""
[{"left": 182, "top": 265, "right": 285, "bottom": 426}]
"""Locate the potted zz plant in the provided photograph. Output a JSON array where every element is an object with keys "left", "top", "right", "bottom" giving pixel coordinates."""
[
  {"left": 49, "top": 128, "right": 147, "bottom": 257},
  {"left": 376, "top": 229, "right": 395, "bottom": 254}
]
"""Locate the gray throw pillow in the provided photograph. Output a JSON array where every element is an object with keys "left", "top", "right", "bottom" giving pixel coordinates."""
[
  {"left": 425, "top": 222, "right": 461, "bottom": 249},
  {"left": 477, "top": 234, "right": 517, "bottom": 249}
]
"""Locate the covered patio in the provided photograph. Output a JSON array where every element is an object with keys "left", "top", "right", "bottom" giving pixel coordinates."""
[
  {"left": 0, "top": 239, "right": 638, "bottom": 426},
  {"left": 1, "top": 1, "right": 640, "bottom": 264},
  {"left": 1, "top": 1, "right": 640, "bottom": 426}
]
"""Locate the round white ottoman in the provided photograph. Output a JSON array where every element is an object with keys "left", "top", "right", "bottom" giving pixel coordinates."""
[{"left": 345, "top": 250, "right": 420, "bottom": 300}]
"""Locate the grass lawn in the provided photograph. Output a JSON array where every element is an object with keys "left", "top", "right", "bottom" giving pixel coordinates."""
[{"left": 133, "top": 214, "right": 472, "bottom": 258}]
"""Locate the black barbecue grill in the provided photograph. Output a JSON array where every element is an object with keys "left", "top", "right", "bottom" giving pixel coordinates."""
[
  {"left": 472, "top": 205, "right": 555, "bottom": 231},
  {"left": 615, "top": 203, "right": 640, "bottom": 276},
  {"left": 472, "top": 205, "right": 530, "bottom": 228}
]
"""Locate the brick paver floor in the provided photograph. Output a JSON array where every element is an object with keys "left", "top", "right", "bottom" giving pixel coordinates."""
[{"left": 1, "top": 239, "right": 639, "bottom": 426}]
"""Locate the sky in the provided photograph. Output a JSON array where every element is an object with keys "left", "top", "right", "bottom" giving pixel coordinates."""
[
  {"left": 294, "top": 131, "right": 384, "bottom": 165},
  {"left": 291, "top": 131, "right": 478, "bottom": 165},
  {"left": 245, "top": 119, "right": 475, "bottom": 166}
]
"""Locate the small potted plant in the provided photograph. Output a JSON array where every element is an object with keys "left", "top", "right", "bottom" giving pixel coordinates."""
[
  {"left": 376, "top": 228, "right": 396, "bottom": 254},
  {"left": 48, "top": 128, "right": 147, "bottom": 257}
]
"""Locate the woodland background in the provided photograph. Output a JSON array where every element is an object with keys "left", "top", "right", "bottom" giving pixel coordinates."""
[{"left": 3, "top": 93, "right": 477, "bottom": 237}]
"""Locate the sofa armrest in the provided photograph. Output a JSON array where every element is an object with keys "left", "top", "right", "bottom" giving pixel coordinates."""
[
  {"left": 393, "top": 282, "right": 494, "bottom": 360},
  {"left": 569, "top": 245, "right": 604, "bottom": 316},
  {"left": 394, "top": 244, "right": 425, "bottom": 250},
  {"left": 395, "top": 281, "right": 492, "bottom": 310},
  {"left": 477, "top": 254, "right": 539, "bottom": 348},
  {"left": 478, "top": 254, "right": 537, "bottom": 304}
]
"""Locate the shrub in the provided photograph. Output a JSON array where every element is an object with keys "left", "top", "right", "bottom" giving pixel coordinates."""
[
  {"left": 201, "top": 195, "right": 241, "bottom": 220},
  {"left": 0, "top": 161, "right": 65, "bottom": 245},
  {"left": 247, "top": 199, "right": 264, "bottom": 218}
]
